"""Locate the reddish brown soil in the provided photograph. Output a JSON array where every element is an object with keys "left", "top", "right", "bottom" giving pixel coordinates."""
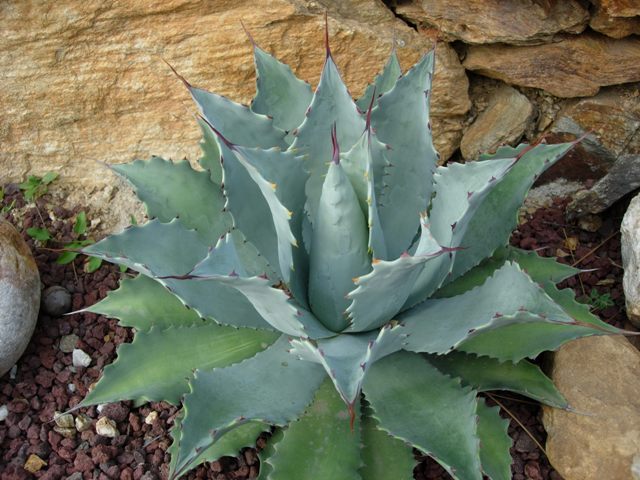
[{"left": 0, "top": 184, "right": 633, "bottom": 480}]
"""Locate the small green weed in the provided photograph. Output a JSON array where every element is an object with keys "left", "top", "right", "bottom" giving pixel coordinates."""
[
  {"left": 26, "top": 227, "right": 52, "bottom": 242},
  {"left": 19, "top": 172, "right": 58, "bottom": 202},
  {"left": 588, "top": 289, "right": 615, "bottom": 310},
  {"left": 57, "top": 211, "right": 103, "bottom": 273},
  {"left": 1, "top": 200, "right": 16, "bottom": 215}
]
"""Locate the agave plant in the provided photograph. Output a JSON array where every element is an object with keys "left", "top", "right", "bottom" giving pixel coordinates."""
[{"left": 79, "top": 23, "right": 622, "bottom": 480}]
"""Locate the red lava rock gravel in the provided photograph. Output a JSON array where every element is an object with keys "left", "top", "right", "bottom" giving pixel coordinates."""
[{"left": 0, "top": 184, "right": 634, "bottom": 480}]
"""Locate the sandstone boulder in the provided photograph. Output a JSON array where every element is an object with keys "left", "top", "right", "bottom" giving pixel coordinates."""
[
  {"left": 460, "top": 85, "right": 533, "bottom": 160},
  {"left": 395, "top": 0, "right": 588, "bottom": 45},
  {"left": 0, "top": 220, "right": 40, "bottom": 377},
  {"left": 429, "top": 40, "right": 470, "bottom": 161},
  {"left": 0, "top": 0, "right": 470, "bottom": 231},
  {"left": 463, "top": 33, "right": 640, "bottom": 98},
  {"left": 543, "top": 335, "right": 640, "bottom": 480},
  {"left": 590, "top": 5, "right": 640, "bottom": 39},
  {"left": 591, "top": 0, "right": 640, "bottom": 17},
  {"left": 622, "top": 193, "right": 640, "bottom": 328}
]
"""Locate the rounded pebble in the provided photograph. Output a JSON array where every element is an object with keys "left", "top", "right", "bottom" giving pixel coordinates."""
[{"left": 42, "top": 285, "right": 72, "bottom": 316}]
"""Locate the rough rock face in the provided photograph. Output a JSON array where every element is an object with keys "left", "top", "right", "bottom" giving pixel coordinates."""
[
  {"left": 460, "top": 85, "right": 533, "bottom": 160},
  {"left": 463, "top": 33, "right": 640, "bottom": 98},
  {"left": 542, "top": 335, "right": 640, "bottom": 480},
  {"left": 567, "top": 155, "right": 640, "bottom": 218},
  {"left": 541, "top": 84, "right": 640, "bottom": 213},
  {"left": 590, "top": 6, "right": 640, "bottom": 39},
  {"left": 395, "top": 0, "right": 588, "bottom": 45},
  {"left": 622, "top": 193, "right": 640, "bottom": 328},
  {"left": 592, "top": 0, "right": 640, "bottom": 17},
  {"left": 430, "top": 40, "right": 470, "bottom": 161},
  {"left": 0, "top": 219, "right": 40, "bottom": 376},
  {"left": 0, "top": 0, "right": 469, "bottom": 231}
]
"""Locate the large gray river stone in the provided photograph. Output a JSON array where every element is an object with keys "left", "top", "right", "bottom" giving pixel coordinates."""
[{"left": 0, "top": 219, "right": 40, "bottom": 377}]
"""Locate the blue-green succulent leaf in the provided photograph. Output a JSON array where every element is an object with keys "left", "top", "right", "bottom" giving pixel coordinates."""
[
  {"left": 222, "top": 142, "right": 308, "bottom": 301},
  {"left": 406, "top": 157, "right": 516, "bottom": 307},
  {"left": 449, "top": 142, "right": 577, "bottom": 279},
  {"left": 364, "top": 138, "right": 388, "bottom": 259},
  {"left": 289, "top": 324, "right": 405, "bottom": 407},
  {"left": 346, "top": 218, "right": 445, "bottom": 332},
  {"left": 110, "top": 151, "right": 275, "bottom": 278},
  {"left": 427, "top": 351, "right": 568, "bottom": 409},
  {"left": 190, "top": 275, "right": 331, "bottom": 339},
  {"left": 201, "top": 123, "right": 308, "bottom": 298},
  {"left": 81, "top": 324, "right": 278, "bottom": 406},
  {"left": 429, "top": 159, "right": 516, "bottom": 248},
  {"left": 478, "top": 144, "right": 528, "bottom": 160},
  {"left": 215, "top": 137, "right": 300, "bottom": 286},
  {"left": 356, "top": 51, "right": 401, "bottom": 112},
  {"left": 229, "top": 228, "right": 279, "bottom": 281},
  {"left": 434, "top": 246, "right": 580, "bottom": 299},
  {"left": 173, "top": 337, "right": 326, "bottom": 477},
  {"left": 363, "top": 352, "right": 481, "bottom": 480},
  {"left": 426, "top": 248, "right": 623, "bottom": 361},
  {"left": 399, "top": 262, "right": 578, "bottom": 355},
  {"left": 189, "top": 84, "right": 287, "bottom": 150},
  {"left": 251, "top": 45, "right": 313, "bottom": 141},
  {"left": 371, "top": 51, "right": 438, "bottom": 259},
  {"left": 459, "top": 322, "right": 613, "bottom": 363},
  {"left": 360, "top": 405, "right": 415, "bottom": 480},
  {"left": 83, "top": 218, "right": 210, "bottom": 277},
  {"left": 504, "top": 248, "right": 580, "bottom": 283},
  {"left": 308, "top": 160, "right": 370, "bottom": 332},
  {"left": 341, "top": 132, "right": 375, "bottom": 217},
  {"left": 197, "top": 117, "right": 223, "bottom": 184},
  {"left": 84, "top": 274, "right": 205, "bottom": 330},
  {"left": 190, "top": 233, "right": 249, "bottom": 278},
  {"left": 174, "top": 235, "right": 333, "bottom": 339},
  {"left": 262, "top": 378, "right": 362, "bottom": 480},
  {"left": 111, "top": 157, "right": 230, "bottom": 243},
  {"left": 83, "top": 220, "right": 274, "bottom": 330},
  {"left": 458, "top": 279, "right": 623, "bottom": 362},
  {"left": 341, "top": 127, "right": 390, "bottom": 259},
  {"left": 476, "top": 400, "right": 512, "bottom": 480},
  {"left": 169, "top": 414, "right": 268, "bottom": 478},
  {"left": 291, "top": 54, "right": 365, "bottom": 224},
  {"left": 161, "top": 276, "right": 275, "bottom": 331}
]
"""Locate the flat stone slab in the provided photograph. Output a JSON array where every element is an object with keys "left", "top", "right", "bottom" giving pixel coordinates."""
[
  {"left": 460, "top": 85, "right": 533, "bottom": 160},
  {"left": 593, "top": 0, "right": 640, "bottom": 17},
  {"left": 590, "top": 5, "right": 640, "bottom": 39},
  {"left": 396, "top": 0, "right": 588, "bottom": 45},
  {"left": 543, "top": 335, "right": 640, "bottom": 480},
  {"left": 463, "top": 33, "right": 640, "bottom": 98}
]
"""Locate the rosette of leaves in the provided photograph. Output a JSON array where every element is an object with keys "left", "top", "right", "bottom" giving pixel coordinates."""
[{"left": 79, "top": 25, "right": 623, "bottom": 480}]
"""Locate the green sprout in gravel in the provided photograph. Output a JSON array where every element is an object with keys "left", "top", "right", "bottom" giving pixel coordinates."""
[
  {"left": 19, "top": 172, "right": 58, "bottom": 202},
  {"left": 587, "top": 288, "right": 615, "bottom": 311},
  {"left": 57, "top": 211, "right": 103, "bottom": 273},
  {"left": 78, "top": 24, "right": 624, "bottom": 480},
  {"left": 0, "top": 187, "right": 16, "bottom": 215}
]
